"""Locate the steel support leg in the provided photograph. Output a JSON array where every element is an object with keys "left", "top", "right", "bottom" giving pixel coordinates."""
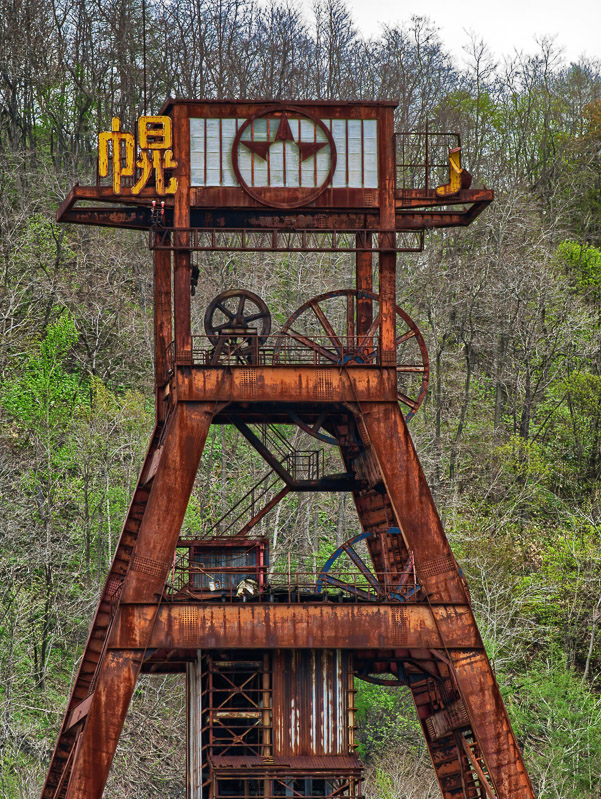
[
  {"left": 358, "top": 400, "right": 535, "bottom": 799},
  {"left": 66, "top": 402, "right": 214, "bottom": 799}
]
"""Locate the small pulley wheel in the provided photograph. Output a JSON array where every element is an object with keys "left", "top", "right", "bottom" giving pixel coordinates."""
[{"left": 204, "top": 290, "right": 271, "bottom": 346}]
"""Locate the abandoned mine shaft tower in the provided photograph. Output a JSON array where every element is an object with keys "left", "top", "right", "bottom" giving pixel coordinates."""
[{"left": 42, "top": 99, "right": 536, "bottom": 799}]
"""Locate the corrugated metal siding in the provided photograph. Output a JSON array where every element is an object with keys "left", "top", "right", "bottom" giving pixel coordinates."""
[
  {"left": 190, "top": 118, "right": 378, "bottom": 189},
  {"left": 273, "top": 650, "right": 352, "bottom": 757},
  {"left": 190, "top": 544, "right": 258, "bottom": 590},
  {"left": 186, "top": 651, "right": 203, "bottom": 799}
]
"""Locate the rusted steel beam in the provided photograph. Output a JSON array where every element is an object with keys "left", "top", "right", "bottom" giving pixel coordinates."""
[
  {"left": 161, "top": 97, "right": 397, "bottom": 117},
  {"left": 65, "top": 403, "right": 214, "bottom": 799},
  {"left": 356, "top": 402, "right": 535, "bottom": 798},
  {"left": 109, "top": 604, "right": 480, "bottom": 651},
  {"left": 359, "top": 401, "right": 467, "bottom": 604},
  {"left": 120, "top": 403, "right": 213, "bottom": 605},
  {"left": 172, "top": 104, "right": 192, "bottom": 361},
  {"left": 56, "top": 183, "right": 492, "bottom": 228},
  {"left": 355, "top": 232, "right": 373, "bottom": 336},
  {"left": 154, "top": 238, "right": 172, "bottom": 400},
  {"left": 395, "top": 187, "right": 493, "bottom": 208},
  {"left": 57, "top": 207, "right": 155, "bottom": 229},
  {"left": 235, "top": 485, "right": 291, "bottom": 537},
  {"left": 451, "top": 650, "right": 536, "bottom": 798},
  {"left": 59, "top": 207, "right": 152, "bottom": 230},
  {"left": 175, "top": 365, "right": 397, "bottom": 403},
  {"left": 56, "top": 202, "right": 491, "bottom": 233},
  {"left": 56, "top": 184, "right": 169, "bottom": 219},
  {"left": 66, "top": 695, "right": 94, "bottom": 731},
  {"left": 66, "top": 650, "right": 141, "bottom": 799},
  {"left": 395, "top": 203, "right": 492, "bottom": 229},
  {"left": 56, "top": 199, "right": 492, "bottom": 234},
  {"left": 378, "top": 108, "right": 397, "bottom": 363},
  {"left": 40, "top": 424, "right": 164, "bottom": 799}
]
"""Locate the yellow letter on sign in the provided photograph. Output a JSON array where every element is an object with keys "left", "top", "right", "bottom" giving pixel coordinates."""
[
  {"left": 98, "top": 118, "right": 135, "bottom": 195},
  {"left": 132, "top": 115, "right": 178, "bottom": 195},
  {"left": 435, "top": 147, "right": 472, "bottom": 198}
]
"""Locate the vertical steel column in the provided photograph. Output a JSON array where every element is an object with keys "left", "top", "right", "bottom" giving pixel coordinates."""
[
  {"left": 355, "top": 232, "right": 372, "bottom": 338},
  {"left": 378, "top": 108, "right": 396, "bottom": 361},
  {"left": 187, "top": 651, "right": 203, "bottom": 799},
  {"left": 173, "top": 104, "right": 192, "bottom": 361},
  {"left": 154, "top": 236, "right": 172, "bottom": 421}
]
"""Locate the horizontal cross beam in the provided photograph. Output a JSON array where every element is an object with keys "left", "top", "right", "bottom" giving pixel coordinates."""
[
  {"left": 172, "top": 364, "right": 398, "bottom": 403},
  {"left": 108, "top": 602, "right": 480, "bottom": 650}
]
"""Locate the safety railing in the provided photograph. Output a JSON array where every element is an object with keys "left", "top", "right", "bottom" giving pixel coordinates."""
[
  {"left": 395, "top": 129, "right": 461, "bottom": 191},
  {"left": 164, "top": 559, "right": 420, "bottom": 604},
  {"left": 167, "top": 334, "right": 386, "bottom": 369}
]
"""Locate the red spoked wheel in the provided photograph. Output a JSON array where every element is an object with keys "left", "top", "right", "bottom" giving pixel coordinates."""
[{"left": 276, "top": 289, "right": 429, "bottom": 420}]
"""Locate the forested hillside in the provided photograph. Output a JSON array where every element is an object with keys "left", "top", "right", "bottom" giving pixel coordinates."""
[{"left": 1, "top": 1, "right": 601, "bottom": 797}]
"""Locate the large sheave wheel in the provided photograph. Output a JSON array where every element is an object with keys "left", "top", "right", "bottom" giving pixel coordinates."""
[{"left": 276, "top": 289, "right": 429, "bottom": 419}]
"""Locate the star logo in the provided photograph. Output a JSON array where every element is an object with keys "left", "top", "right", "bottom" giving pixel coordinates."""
[
  {"left": 231, "top": 105, "right": 337, "bottom": 209},
  {"left": 241, "top": 114, "right": 329, "bottom": 163}
]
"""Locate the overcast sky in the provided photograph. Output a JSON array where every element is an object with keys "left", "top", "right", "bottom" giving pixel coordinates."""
[{"left": 299, "top": 0, "right": 601, "bottom": 65}]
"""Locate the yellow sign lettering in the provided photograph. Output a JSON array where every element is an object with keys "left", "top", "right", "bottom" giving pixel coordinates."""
[
  {"left": 98, "top": 115, "right": 178, "bottom": 196},
  {"left": 98, "top": 118, "right": 135, "bottom": 195}
]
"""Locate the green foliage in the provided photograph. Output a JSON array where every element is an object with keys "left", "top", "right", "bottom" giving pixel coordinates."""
[
  {"left": 505, "top": 657, "right": 601, "bottom": 797},
  {"left": 355, "top": 682, "right": 424, "bottom": 760},
  {"left": 558, "top": 240, "right": 601, "bottom": 297},
  {"left": 2, "top": 310, "right": 83, "bottom": 434}
]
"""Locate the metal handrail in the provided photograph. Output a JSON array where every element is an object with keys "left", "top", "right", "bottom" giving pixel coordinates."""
[
  {"left": 165, "top": 564, "right": 420, "bottom": 604},
  {"left": 167, "top": 334, "right": 385, "bottom": 369},
  {"left": 394, "top": 130, "right": 461, "bottom": 191}
]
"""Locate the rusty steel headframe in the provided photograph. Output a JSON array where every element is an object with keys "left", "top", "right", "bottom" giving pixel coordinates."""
[{"left": 41, "top": 99, "right": 536, "bottom": 799}]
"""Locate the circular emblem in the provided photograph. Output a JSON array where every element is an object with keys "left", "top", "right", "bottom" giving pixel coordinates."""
[{"left": 231, "top": 105, "right": 337, "bottom": 209}]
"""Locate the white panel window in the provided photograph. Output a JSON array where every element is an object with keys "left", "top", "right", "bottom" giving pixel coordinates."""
[
  {"left": 189, "top": 117, "right": 379, "bottom": 189},
  {"left": 347, "top": 120, "right": 363, "bottom": 187},
  {"left": 204, "top": 119, "right": 221, "bottom": 186},
  {"left": 221, "top": 118, "right": 238, "bottom": 186},
  {"left": 330, "top": 119, "right": 347, "bottom": 188},
  {"left": 190, "top": 118, "right": 206, "bottom": 186},
  {"left": 363, "top": 119, "right": 378, "bottom": 188}
]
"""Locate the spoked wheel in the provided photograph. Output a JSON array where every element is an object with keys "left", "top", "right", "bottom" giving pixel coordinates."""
[
  {"left": 204, "top": 289, "right": 271, "bottom": 363},
  {"left": 276, "top": 289, "right": 429, "bottom": 420},
  {"left": 316, "top": 528, "right": 420, "bottom": 603}
]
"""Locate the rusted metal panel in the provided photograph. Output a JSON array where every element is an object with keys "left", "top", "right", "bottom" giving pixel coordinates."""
[
  {"left": 110, "top": 604, "right": 481, "bottom": 651},
  {"left": 273, "top": 650, "right": 352, "bottom": 757},
  {"left": 175, "top": 365, "right": 397, "bottom": 404},
  {"left": 186, "top": 652, "right": 203, "bottom": 799}
]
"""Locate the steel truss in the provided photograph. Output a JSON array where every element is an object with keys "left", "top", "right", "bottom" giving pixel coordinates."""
[{"left": 41, "top": 99, "right": 535, "bottom": 799}]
